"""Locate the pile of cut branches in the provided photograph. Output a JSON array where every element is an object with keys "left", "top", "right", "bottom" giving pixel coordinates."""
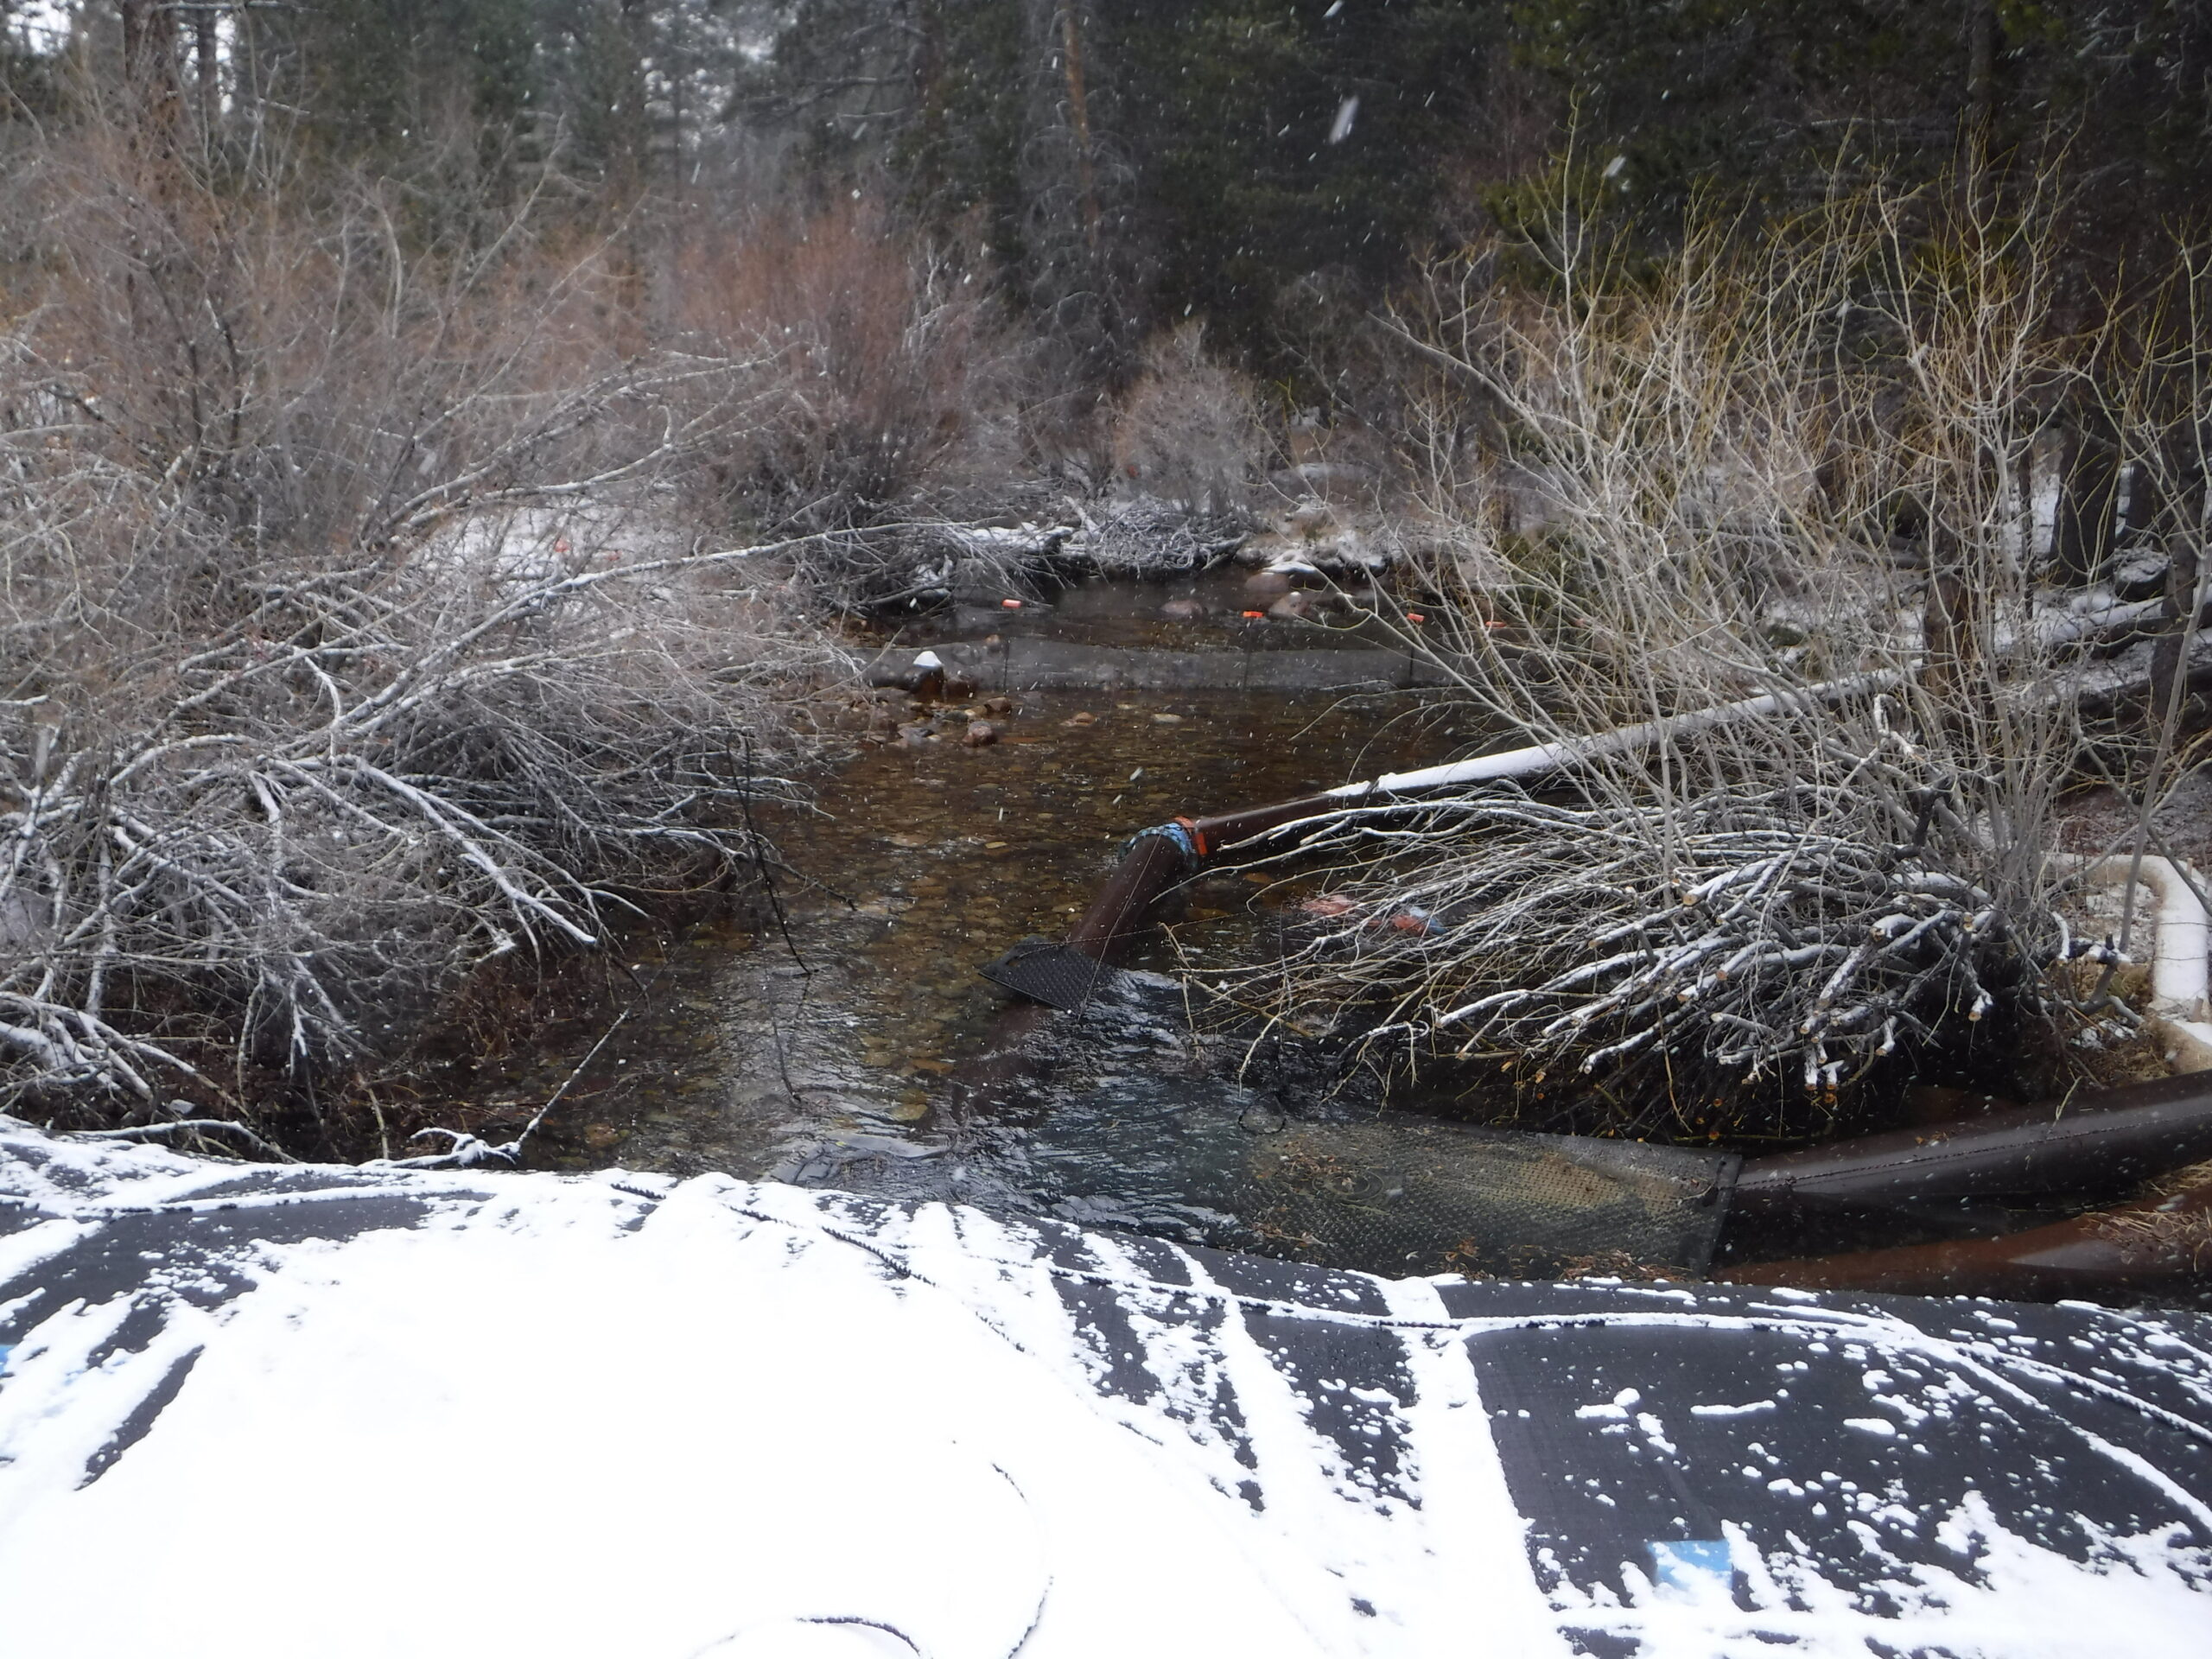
[
  {"left": 1224, "top": 773, "right": 2120, "bottom": 1136},
  {"left": 1207, "top": 163, "right": 2209, "bottom": 1135}
]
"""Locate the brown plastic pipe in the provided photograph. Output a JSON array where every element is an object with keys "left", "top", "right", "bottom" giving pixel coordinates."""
[
  {"left": 954, "top": 823, "right": 1211, "bottom": 1097},
  {"left": 1057, "top": 784, "right": 1429, "bottom": 963},
  {"left": 1053, "top": 791, "right": 1349, "bottom": 973},
  {"left": 1720, "top": 1173, "right": 2212, "bottom": 1299},
  {"left": 1731, "top": 1067, "right": 2212, "bottom": 1217},
  {"left": 1064, "top": 828, "right": 1200, "bottom": 963},
  {"left": 1185, "top": 792, "right": 1345, "bottom": 855}
]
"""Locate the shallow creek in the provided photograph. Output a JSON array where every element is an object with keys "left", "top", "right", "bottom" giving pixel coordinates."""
[
  {"left": 454, "top": 572, "right": 1468, "bottom": 1244},
  {"left": 423, "top": 573, "right": 2180, "bottom": 1280}
]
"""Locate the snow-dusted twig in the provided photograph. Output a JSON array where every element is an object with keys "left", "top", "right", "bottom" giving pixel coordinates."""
[
  {"left": 376, "top": 1006, "right": 632, "bottom": 1170},
  {"left": 71, "top": 1117, "right": 300, "bottom": 1162}
]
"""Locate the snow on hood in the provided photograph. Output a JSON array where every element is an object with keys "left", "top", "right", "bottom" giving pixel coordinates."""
[{"left": 0, "top": 1122, "right": 2206, "bottom": 1656}]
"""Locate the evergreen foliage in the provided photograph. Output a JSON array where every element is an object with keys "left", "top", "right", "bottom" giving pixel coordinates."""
[{"left": 5, "top": 1, "right": 2209, "bottom": 372}]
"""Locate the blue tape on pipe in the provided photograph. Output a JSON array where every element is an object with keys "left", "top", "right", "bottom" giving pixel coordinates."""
[{"left": 1121, "top": 821, "right": 1199, "bottom": 870}]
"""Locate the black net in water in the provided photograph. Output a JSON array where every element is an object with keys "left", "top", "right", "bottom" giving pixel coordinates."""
[
  {"left": 1243, "top": 1116, "right": 1738, "bottom": 1279},
  {"left": 942, "top": 1065, "right": 1734, "bottom": 1274},
  {"left": 977, "top": 937, "right": 1119, "bottom": 1012},
  {"left": 791, "top": 971, "right": 1739, "bottom": 1281},
  {"left": 1006, "top": 1082, "right": 1739, "bottom": 1280}
]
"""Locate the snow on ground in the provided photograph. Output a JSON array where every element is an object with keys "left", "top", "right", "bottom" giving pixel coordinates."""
[
  {"left": 0, "top": 1122, "right": 2208, "bottom": 1657},
  {"left": 412, "top": 499, "right": 693, "bottom": 588}
]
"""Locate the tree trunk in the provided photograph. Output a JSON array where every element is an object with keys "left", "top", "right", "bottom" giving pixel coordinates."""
[
  {"left": 2049, "top": 419, "right": 2120, "bottom": 587},
  {"left": 2151, "top": 538, "right": 2206, "bottom": 728},
  {"left": 1058, "top": 2, "right": 1100, "bottom": 257},
  {"left": 1963, "top": 0, "right": 1995, "bottom": 211},
  {"left": 119, "top": 0, "right": 183, "bottom": 144},
  {"left": 194, "top": 4, "right": 221, "bottom": 149},
  {"left": 1964, "top": 1, "right": 1994, "bottom": 126}
]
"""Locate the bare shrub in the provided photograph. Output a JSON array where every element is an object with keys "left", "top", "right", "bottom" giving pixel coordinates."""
[
  {"left": 1109, "top": 321, "right": 1269, "bottom": 514},
  {"left": 16, "top": 124, "right": 701, "bottom": 560},
  {"left": 669, "top": 201, "right": 1034, "bottom": 607},
  {"left": 1216, "top": 169, "right": 2204, "bottom": 1136},
  {"left": 0, "top": 117, "right": 848, "bottom": 1131}
]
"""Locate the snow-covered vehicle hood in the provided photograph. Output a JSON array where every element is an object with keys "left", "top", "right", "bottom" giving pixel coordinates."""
[{"left": 0, "top": 1121, "right": 2207, "bottom": 1657}]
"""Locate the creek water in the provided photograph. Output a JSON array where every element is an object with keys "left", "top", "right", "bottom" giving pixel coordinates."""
[
  {"left": 397, "top": 573, "right": 2195, "bottom": 1284},
  {"left": 437, "top": 571, "right": 1490, "bottom": 1256}
]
